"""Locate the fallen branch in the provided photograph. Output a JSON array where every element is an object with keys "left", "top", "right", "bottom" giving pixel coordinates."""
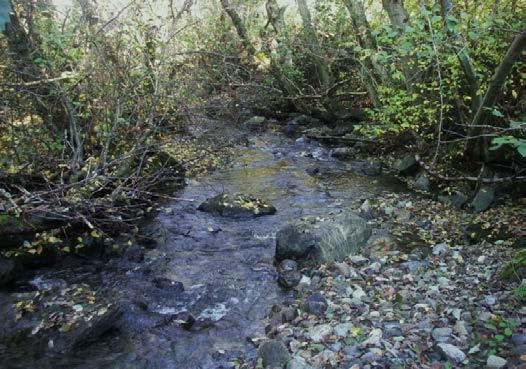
[
  {"left": 306, "top": 134, "right": 376, "bottom": 144},
  {"left": 415, "top": 155, "right": 526, "bottom": 183}
]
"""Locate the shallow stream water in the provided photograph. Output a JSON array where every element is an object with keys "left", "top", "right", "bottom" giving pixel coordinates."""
[{"left": 1, "top": 131, "right": 405, "bottom": 369}]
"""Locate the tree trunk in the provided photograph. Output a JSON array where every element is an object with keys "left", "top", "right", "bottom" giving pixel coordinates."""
[
  {"left": 342, "top": 0, "right": 383, "bottom": 106},
  {"left": 295, "top": 0, "right": 332, "bottom": 90},
  {"left": 220, "top": 0, "right": 256, "bottom": 58},
  {"left": 4, "top": 1, "right": 83, "bottom": 168},
  {"left": 440, "top": 0, "right": 481, "bottom": 113},
  {"left": 381, "top": 0, "right": 416, "bottom": 91},
  {"left": 466, "top": 28, "right": 526, "bottom": 160}
]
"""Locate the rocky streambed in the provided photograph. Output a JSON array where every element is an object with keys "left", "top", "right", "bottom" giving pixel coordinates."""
[{"left": 0, "top": 123, "right": 524, "bottom": 369}]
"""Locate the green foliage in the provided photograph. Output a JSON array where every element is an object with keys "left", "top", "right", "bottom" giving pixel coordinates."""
[
  {"left": 513, "top": 283, "right": 526, "bottom": 302},
  {"left": 491, "top": 135, "right": 526, "bottom": 157},
  {"left": 501, "top": 249, "right": 526, "bottom": 281}
]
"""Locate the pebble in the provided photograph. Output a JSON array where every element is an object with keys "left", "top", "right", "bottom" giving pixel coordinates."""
[
  {"left": 432, "top": 243, "right": 449, "bottom": 256},
  {"left": 436, "top": 343, "right": 466, "bottom": 363},
  {"left": 484, "top": 295, "right": 497, "bottom": 306},
  {"left": 308, "top": 324, "right": 332, "bottom": 342},
  {"left": 512, "top": 333, "right": 526, "bottom": 346},
  {"left": 432, "top": 327, "right": 453, "bottom": 342},
  {"left": 486, "top": 355, "right": 507, "bottom": 368}
]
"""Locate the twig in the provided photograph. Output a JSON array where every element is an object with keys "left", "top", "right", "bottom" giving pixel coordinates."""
[{"left": 415, "top": 154, "right": 526, "bottom": 183}]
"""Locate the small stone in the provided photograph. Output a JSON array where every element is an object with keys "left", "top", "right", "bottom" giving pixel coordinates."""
[
  {"left": 365, "top": 262, "right": 381, "bottom": 274},
  {"left": 384, "top": 323, "right": 403, "bottom": 338},
  {"left": 486, "top": 355, "right": 507, "bottom": 368},
  {"left": 286, "top": 356, "right": 317, "bottom": 369},
  {"left": 302, "top": 292, "right": 328, "bottom": 316},
  {"left": 484, "top": 296, "right": 497, "bottom": 306},
  {"left": 432, "top": 243, "right": 449, "bottom": 256},
  {"left": 432, "top": 327, "right": 453, "bottom": 342},
  {"left": 278, "top": 270, "right": 302, "bottom": 290},
  {"left": 350, "top": 255, "right": 369, "bottom": 266},
  {"left": 363, "top": 328, "right": 383, "bottom": 346},
  {"left": 280, "top": 259, "right": 299, "bottom": 271},
  {"left": 436, "top": 343, "right": 466, "bottom": 363},
  {"left": 351, "top": 285, "right": 367, "bottom": 300},
  {"left": 512, "top": 333, "right": 526, "bottom": 346},
  {"left": 308, "top": 324, "right": 333, "bottom": 343},
  {"left": 334, "top": 323, "right": 353, "bottom": 338},
  {"left": 454, "top": 321, "right": 469, "bottom": 337}
]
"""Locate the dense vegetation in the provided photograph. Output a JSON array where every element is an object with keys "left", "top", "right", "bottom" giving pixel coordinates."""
[{"left": 0, "top": 0, "right": 524, "bottom": 246}]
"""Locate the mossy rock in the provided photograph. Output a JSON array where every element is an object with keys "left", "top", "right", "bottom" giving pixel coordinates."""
[
  {"left": 198, "top": 193, "right": 276, "bottom": 218},
  {"left": 501, "top": 249, "right": 526, "bottom": 281}
]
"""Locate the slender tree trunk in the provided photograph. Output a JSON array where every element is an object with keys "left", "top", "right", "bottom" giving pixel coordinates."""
[
  {"left": 220, "top": 0, "right": 256, "bottom": 58},
  {"left": 5, "top": 1, "right": 83, "bottom": 168},
  {"left": 296, "top": 0, "right": 332, "bottom": 90},
  {"left": 440, "top": 0, "right": 482, "bottom": 113},
  {"left": 381, "top": 0, "right": 416, "bottom": 91},
  {"left": 466, "top": 28, "right": 526, "bottom": 160},
  {"left": 342, "top": 0, "right": 383, "bottom": 106}
]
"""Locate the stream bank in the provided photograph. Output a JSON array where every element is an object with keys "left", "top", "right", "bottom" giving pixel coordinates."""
[{"left": 0, "top": 117, "right": 523, "bottom": 369}]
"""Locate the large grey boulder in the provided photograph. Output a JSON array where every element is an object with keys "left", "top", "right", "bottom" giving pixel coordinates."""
[
  {"left": 198, "top": 193, "right": 276, "bottom": 218},
  {"left": 438, "top": 190, "right": 468, "bottom": 208},
  {"left": 275, "top": 212, "right": 371, "bottom": 262},
  {"left": 470, "top": 185, "right": 495, "bottom": 212},
  {"left": 257, "top": 339, "right": 291, "bottom": 368},
  {"left": 393, "top": 154, "right": 419, "bottom": 176},
  {"left": 244, "top": 116, "right": 267, "bottom": 131}
]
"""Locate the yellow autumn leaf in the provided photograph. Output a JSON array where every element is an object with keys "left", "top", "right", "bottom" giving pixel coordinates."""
[{"left": 91, "top": 230, "right": 100, "bottom": 238}]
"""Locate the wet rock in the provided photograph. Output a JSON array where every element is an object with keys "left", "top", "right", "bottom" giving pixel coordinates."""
[
  {"left": 257, "top": 339, "right": 291, "bottom": 368},
  {"left": 332, "top": 147, "right": 356, "bottom": 160},
  {"left": 393, "top": 155, "right": 419, "bottom": 176},
  {"left": 278, "top": 270, "right": 302, "bottom": 290},
  {"left": 352, "top": 160, "right": 382, "bottom": 176},
  {"left": 486, "top": 355, "right": 507, "bottom": 368},
  {"left": 302, "top": 292, "right": 328, "bottom": 316},
  {"left": 198, "top": 193, "right": 276, "bottom": 218},
  {"left": 283, "top": 115, "right": 321, "bottom": 135},
  {"left": 281, "top": 307, "right": 299, "bottom": 323},
  {"left": 123, "top": 244, "right": 145, "bottom": 263},
  {"left": 36, "top": 303, "right": 123, "bottom": 354},
  {"left": 153, "top": 277, "right": 184, "bottom": 293},
  {"left": 244, "top": 116, "right": 267, "bottom": 131},
  {"left": 286, "top": 356, "right": 317, "bottom": 369},
  {"left": 177, "top": 312, "right": 196, "bottom": 330},
  {"left": 275, "top": 212, "right": 371, "bottom": 262},
  {"left": 0, "top": 258, "right": 15, "bottom": 287},
  {"left": 470, "top": 185, "right": 495, "bottom": 212},
  {"left": 436, "top": 343, "right": 466, "bottom": 364}
]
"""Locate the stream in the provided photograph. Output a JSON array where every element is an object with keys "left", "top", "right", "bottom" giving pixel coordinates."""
[{"left": 1, "top": 129, "right": 406, "bottom": 369}]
